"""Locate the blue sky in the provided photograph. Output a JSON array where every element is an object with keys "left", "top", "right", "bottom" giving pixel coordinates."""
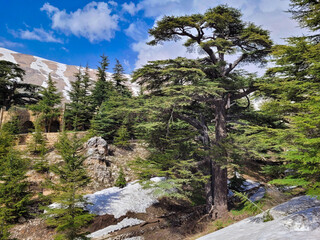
[{"left": 0, "top": 0, "right": 307, "bottom": 73}]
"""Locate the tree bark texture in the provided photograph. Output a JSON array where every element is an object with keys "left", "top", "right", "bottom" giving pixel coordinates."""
[{"left": 212, "top": 99, "right": 228, "bottom": 218}]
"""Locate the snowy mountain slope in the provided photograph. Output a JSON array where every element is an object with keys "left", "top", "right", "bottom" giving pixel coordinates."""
[{"left": 0, "top": 47, "right": 139, "bottom": 100}]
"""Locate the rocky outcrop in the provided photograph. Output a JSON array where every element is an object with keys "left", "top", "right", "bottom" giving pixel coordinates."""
[
  {"left": 86, "top": 137, "right": 108, "bottom": 162},
  {"left": 84, "top": 137, "right": 112, "bottom": 190},
  {"left": 83, "top": 138, "right": 149, "bottom": 191},
  {"left": 198, "top": 196, "right": 320, "bottom": 240}
]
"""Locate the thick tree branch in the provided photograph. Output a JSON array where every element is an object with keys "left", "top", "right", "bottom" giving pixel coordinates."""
[
  {"left": 173, "top": 112, "right": 204, "bottom": 131},
  {"left": 230, "top": 86, "right": 258, "bottom": 101},
  {"left": 202, "top": 46, "right": 218, "bottom": 64},
  {"left": 224, "top": 53, "right": 247, "bottom": 76},
  {"left": 173, "top": 28, "right": 218, "bottom": 64}
]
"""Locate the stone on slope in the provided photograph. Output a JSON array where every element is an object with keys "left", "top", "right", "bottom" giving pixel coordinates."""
[
  {"left": 198, "top": 196, "right": 320, "bottom": 240},
  {"left": 249, "top": 187, "right": 266, "bottom": 202},
  {"left": 283, "top": 206, "right": 320, "bottom": 231}
]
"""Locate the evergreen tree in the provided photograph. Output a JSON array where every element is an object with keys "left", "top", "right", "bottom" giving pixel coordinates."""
[
  {"left": 1, "top": 115, "right": 21, "bottom": 135},
  {"left": 115, "top": 167, "right": 127, "bottom": 188},
  {"left": 132, "top": 112, "right": 207, "bottom": 204},
  {"left": 0, "top": 129, "right": 31, "bottom": 238},
  {"left": 260, "top": 35, "right": 320, "bottom": 195},
  {"left": 28, "top": 118, "right": 47, "bottom": 155},
  {"left": 65, "top": 67, "right": 93, "bottom": 130},
  {"left": 112, "top": 59, "right": 132, "bottom": 97},
  {"left": 133, "top": 5, "right": 272, "bottom": 217},
  {"left": 30, "top": 74, "right": 61, "bottom": 132},
  {"left": 45, "top": 132, "right": 93, "bottom": 240},
  {"left": 91, "top": 55, "right": 115, "bottom": 109},
  {"left": 91, "top": 96, "right": 135, "bottom": 142},
  {"left": 289, "top": 0, "right": 320, "bottom": 35},
  {"left": 114, "top": 125, "right": 130, "bottom": 148},
  {"left": 0, "top": 60, "right": 41, "bottom": 110}
]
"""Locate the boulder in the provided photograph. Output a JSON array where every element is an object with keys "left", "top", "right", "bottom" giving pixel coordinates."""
[
  {"left": 85, "top": 137, "right": 108, "bottom": 161},
  {"left": 270, "top": 195, "right": 320, "bottom": 219},
  {"left": 249, "top": 187, "right": 266, "bottom": 202},
  {"left": 198, "top": 196, "right": 320, "bottom": 240},
  {"left": 283, "top": 206, "right": 320, "bottom": 231},
  {"left": 84, "top": 137, "right": 112, "bottom": 190}
]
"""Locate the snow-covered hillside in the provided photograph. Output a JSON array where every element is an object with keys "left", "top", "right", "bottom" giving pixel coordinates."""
[{"left": 0, "top": 47, "right": 140, "bottom": 100}]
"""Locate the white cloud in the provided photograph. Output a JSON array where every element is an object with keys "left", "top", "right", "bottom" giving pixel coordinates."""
[
  {"left": 132, "top": 36, "right": 201, "bottom": 69},
  {"left": 0, "top": 38, "right": 24, "bottom": 48},
  {"left": 41, "top": 2, "right": 119, "bottom": 43},
  {"left": 259, "top": 0, "right": 290, "bottom": 13},
  {"left": 11, "top": 27, "right": 63, "bottom": 43},
  {"left": 122, "top": 2, "right": 140, "bottom": 16},
  {"left": 136, "top": 0, "right": 256, "bottom": 18},
  {"left": 246, "top": 10, "right": 308, "bottom": 44},
  {"left": 61, "top": 47, "right": 69, "bottom": 52},
  {"left": 125, "top": 21, "right": 148, "bottom": 41},
  {"left": 108, "top": 1, "right": 118, "bottom": 7}
]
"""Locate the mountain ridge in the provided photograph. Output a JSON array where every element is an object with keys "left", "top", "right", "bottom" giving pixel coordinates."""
[{"left": 0, "top": 47, "right": 139, "bottom": 100}]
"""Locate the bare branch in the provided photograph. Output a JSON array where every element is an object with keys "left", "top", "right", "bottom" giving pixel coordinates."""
[
  {"left": 224, "top": 53, "right": 247, "bottom": 76},
  {"left": 230, "top": 86, "right": 257, "bottom": 101}
]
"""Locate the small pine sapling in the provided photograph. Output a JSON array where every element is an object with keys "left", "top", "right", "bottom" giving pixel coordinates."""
[
  {"left": 115, "top": 167, "right": 127, "bottom": 188},
  {"left": 44, "top": 132, "right": 94, "bottom": 240}
]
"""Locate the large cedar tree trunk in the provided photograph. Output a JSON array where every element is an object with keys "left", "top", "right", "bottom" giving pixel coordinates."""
[{"left": 212, "top": 99, "right": 228, "bottom": 218}]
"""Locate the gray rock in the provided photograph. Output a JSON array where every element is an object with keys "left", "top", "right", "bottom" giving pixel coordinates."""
[
  {"left": 270, "top": 195, "right": 320, "bottom": 219},
  {"left": 283, "top": 206, "right": 320, "bottom": 231},
  {"left": 198, "top": 195, "right": 320, "bottom": 240},
  {"left": 87, "top": 148, "right": 95, "bottom": 156},
  {"left": 96, "top": 137, "right": 107, "bottom": 147},
  {"left": 97, "top": 146, "right": 106, "bottom": 155},
  {"left": 249, "top": 187, "right": 266, "bottom": 202},
  {"left": 86, "top": 137, "right": 107, "bottom": 149},
  {"left": 242, "top": 180, "right": 260, "bottom": 191},
  {"left": 86, "top": 137, "right": 108, "bottom": 161},
  {"left": 18, "top": 216, "right": 26, "bottom": 223}
]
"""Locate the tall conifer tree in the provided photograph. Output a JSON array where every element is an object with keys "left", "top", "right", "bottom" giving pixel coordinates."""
[
  {"left": 0, "top": 129, "right": 30, "bottom": 239},
  {"left": 91, "top": 55, "right": 115, "bottom": 109},
  {"left": 260, "top": 0, "right": 320, "bottom": 195},
  {"left": 30, "top": 74, "right": 61, "bottom": 132},
  {"left": 133, "top": 5, "right": 272, "bottom": 217},
  {"left": 0, "top": 60, "right": 41, "bottom": 110},
  {"left": 65, "top": 67, "right": 93, "bottom": 130},
  {"left": 112, "top": 59, "right": 131, "bottom": 97},
  {"left": 45, "top": 132, "right": 93, "bottom": 240}
]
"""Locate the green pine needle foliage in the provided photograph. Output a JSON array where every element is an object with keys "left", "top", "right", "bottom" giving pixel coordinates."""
[
  {"left": 0, "top": 129, "right": 31, "bottom": 239},
  {"left": 115, "top": 167, "right": 127, "bottom": 188},
  {"left": 114, "top": 125, "right": 130, "bottom": 148},
  {"left": 44, "top": 132, "right": 94, "bottom": 240}
]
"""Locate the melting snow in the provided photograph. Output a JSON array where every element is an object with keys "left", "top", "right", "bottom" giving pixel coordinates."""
[
  {"left": 87, "top": 218, "right": 144, "bottom": 239},
  {"left": 56, "top": 63, "right": 71, "bottom": 100},
  {"left": 30, "top": 56, "right": 53, "bottom": 88},
  {"left": 85, "top": 178, "right": 162, "bottom": 218},
  {"left": 0, "top": 47, "right": 17, "bottom": 64}
]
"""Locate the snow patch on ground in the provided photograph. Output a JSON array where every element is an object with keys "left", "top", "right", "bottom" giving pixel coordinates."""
[
  {"left": 56, "top": 63, "right": 71, "bottom": 100},
  {"left": 30, "top": 56, "right": 53, "bottom": 88},
  {"left": 0, "top": 47, "right": 17, "bottom": 63},
  {"left": 85, "top": 178, "right": 164, "bottom": 218},
  {"left": 124, "top": 237, "right": 144, "bottom": 240},
  {"left": 87, "top": 218, "right": 144, "bottom": 239}
]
